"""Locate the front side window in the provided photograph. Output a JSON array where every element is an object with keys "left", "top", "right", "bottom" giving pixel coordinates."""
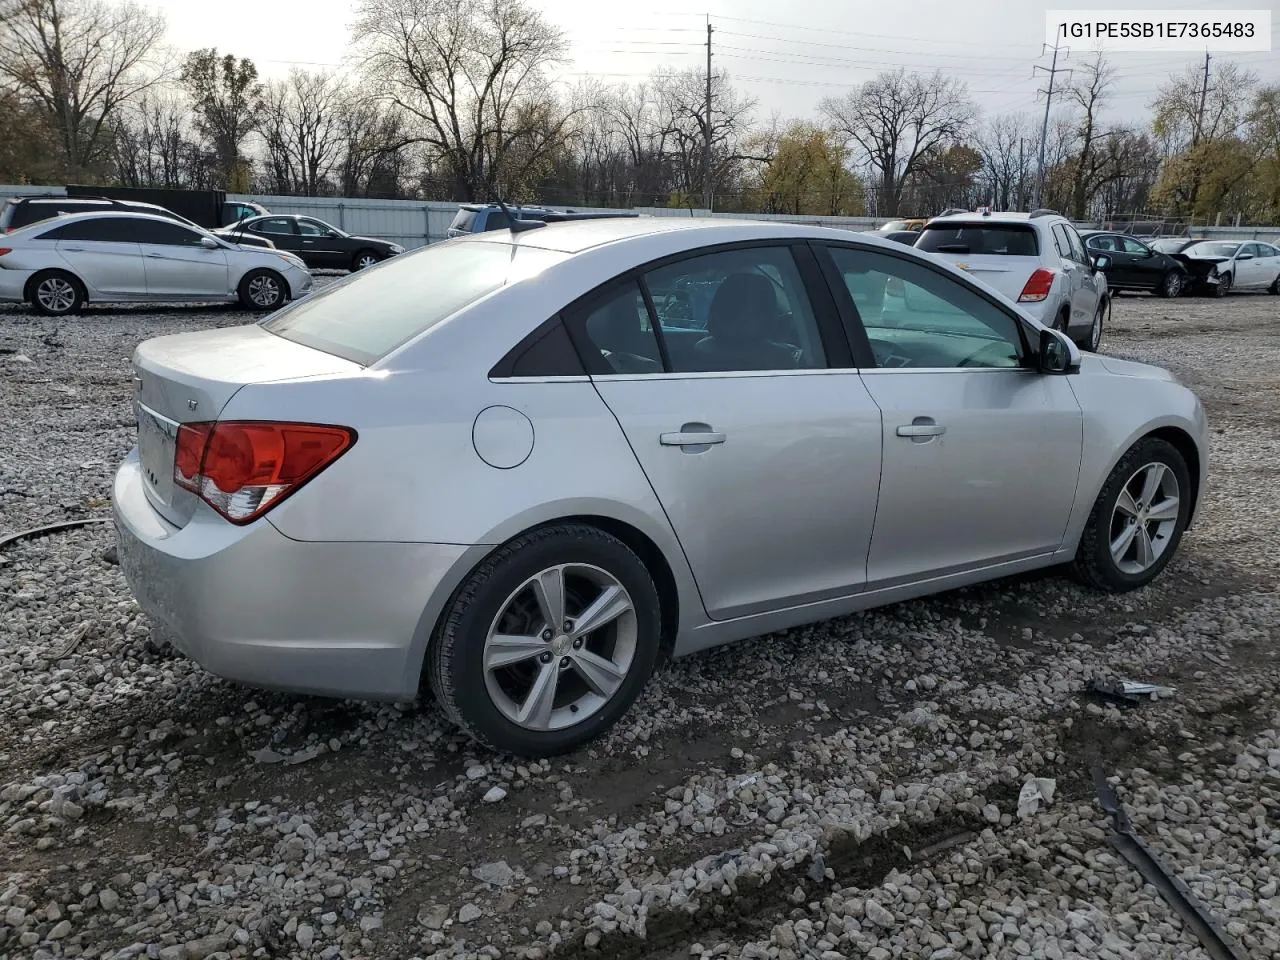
[
  {"left": 643, "top": 246, "right": 826, "bottom": 373},
  {"left": 263, "top": 240, "right": 563, "bottom": 365},
  {"left": 826, "top": 245, "right": 1025, "bottom": 370},
  {"left": 1086, "top": 235, "right": 1118, "bottom": 252},
  {"left": 298, "top": 219, "right": 338, "bottom": 237},
  {"left": 132, "top": 220, "right": 207, "bottom": 246}
]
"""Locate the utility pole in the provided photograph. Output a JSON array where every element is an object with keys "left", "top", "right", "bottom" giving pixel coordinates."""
[
  {"left": 703, "top": 17, "right": 713, "bottom": 212},
  {"left": 1033, "top": 42, "right": 1070, "bottom": 210},
  {"left": 1193, "top": 51, "right": 1211, "bottom": 146}
]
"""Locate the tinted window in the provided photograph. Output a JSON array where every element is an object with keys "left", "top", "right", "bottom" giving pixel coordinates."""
[
  {"left": 1120, "top": 237, "right": 1150, "bottom": 255},
  {"left": 827, "top": 245, "right": 1024, "bottom": 370},
  {"left": 133, "top": 220, "right": 207, "bottom": 246},
  {"left": 253, "top": 217, "right": 296, "bottom": 236},
  {"left": 916, "top": 223, "right": 1039, "bottom": 256},
  {"left": 297, "top": 219, "right": 335, "bottom": 237},
  {"left": 43, "top": 217, "right": 140, "bottom": 242},
  {"left": 12, "top": 201, "right": 111, "bottom": 230},
  {"left": 644, "top": 246, "right": 825, "bottom": 373},
  {"left": 449, "top": 209, "right": 478, "bottom": 232},
  {"left": 482, "top": 210, "right": 511, "bottom": 231},
  {"left": 579, "top": 283, "right": 663, "bottom": 374},
  {"left": 1063, "top": 226, "right": 1089, "bottom": 264},
  {"left": 263, "top": 240, "right": 563, "bottom": 365}
]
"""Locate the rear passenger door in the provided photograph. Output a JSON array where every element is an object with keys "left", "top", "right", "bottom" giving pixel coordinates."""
[
  {"left": 47, "top": 217, "right": 147, "bottom": 297},
  {"left": 568, "top": 242, "right": 884, "bottom": 621}
]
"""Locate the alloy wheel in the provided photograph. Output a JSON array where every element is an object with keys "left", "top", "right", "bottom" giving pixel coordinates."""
[
  {"left": 36, "top": 278, "right": 76, "bottom": 313},
  {"left": 1109, "top": 462, "right": 1181, "bottom": 575},
  {"left": 1162, "top": 272, "right": 1182, "bottom": 297},
  {"left": 356, "top": 254, "right": 378, "bottom": 270},
  {"left": 248, "top": 275, "right": 281, "bottom": 307},
  {"left": 482, "top": 563, "right": 637, "bottom": 731}
]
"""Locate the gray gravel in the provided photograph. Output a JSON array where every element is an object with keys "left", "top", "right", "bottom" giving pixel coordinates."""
[{"left": 2, "top": 289, "right": 1279, "bottom": 960}]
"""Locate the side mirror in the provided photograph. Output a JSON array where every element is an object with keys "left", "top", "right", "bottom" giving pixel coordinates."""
[
  {"left": 200, "top": 236, "right": 219, "bottom": 250},
  {"left": 1091, "top": 254, "right": 1111, "bottom": 271},
  {"left": 1237, "top": 252, "right": 1253, "bottom": 261},
  {"left": 1038, "top": 328, "right": 1077, "bottom": 374}
]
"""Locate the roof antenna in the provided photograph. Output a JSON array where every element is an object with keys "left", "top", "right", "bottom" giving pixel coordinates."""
[{"left": 495, "top": 194, "right": 544, "bottom": 234}]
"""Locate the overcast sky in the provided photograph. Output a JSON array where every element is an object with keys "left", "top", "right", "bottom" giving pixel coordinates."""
[{"left": 151, "top": 0, "right": 1279, "bottom": 127}]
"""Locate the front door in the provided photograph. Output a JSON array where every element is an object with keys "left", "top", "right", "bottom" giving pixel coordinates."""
[
  {"left": 296, "top": 218, "right": 348, "bottom": 269},
  {"left": 819, "top": 242, "right": 1084, "bottom": 587},
  {"left": 135, "top": 221, "right": 229, "bottom": 298},
  {"left": 1118, "top": 236, "right": 1160, "bottom": 289},
  {"left": 51, "top": 216, "right": 146, "bottom": 297},
  {"left": 572, "top": 244, "right": 884, "bottom": 621},
  {"left": 1237, "top": 244, "right": 1266, "bottom": 288}
]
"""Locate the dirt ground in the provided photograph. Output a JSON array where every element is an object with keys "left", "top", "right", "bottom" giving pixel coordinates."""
[{"left": 2, "top": 286, "right": 1279, "bottom": 960}]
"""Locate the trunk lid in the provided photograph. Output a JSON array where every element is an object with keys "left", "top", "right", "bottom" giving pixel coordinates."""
[
  {"left": 916, "top": 220, "right": 1045, "bottom": 303},
  {"left": 928, "top": 253, "right": 1044, "bottom": 302},
  {"left": 131, "top": 324, "right": 360, "bottom": 527}
]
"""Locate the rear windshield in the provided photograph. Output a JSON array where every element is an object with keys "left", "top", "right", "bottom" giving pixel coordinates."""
[
  {"left": 916, "top": 223, "right": 1040, "bottom": 256},
  {"left": 262, "top": 240, "right": 563, "bottom": 365},
  {"left": 449, "top": 209, "right": 478, "bottom": 232}
]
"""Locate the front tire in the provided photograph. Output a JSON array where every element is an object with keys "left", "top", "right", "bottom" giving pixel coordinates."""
[
  {"left": 1158, "top": 271, "right": 1184, "bottom": 298},
  {"left": 428, "top": 524, "right": 662, "bottom": 757},
  {"left": 1213, "top": 272, "right": 1232, "bottom": 298},
  {"left": 1269, "top": 274, "right": 1279, "bottom": 295},
  {"left": 28, "top": 270, "right": 85, "bottom": 316},
  {"left": 238, "top": 269, "right": 287, "bottom": 310},
  {"left": 352, "top": 249, "right": 381, "bottom": 271},
  {"left": 1073, "top": 438, "right": 1191, "bottom": 592}
]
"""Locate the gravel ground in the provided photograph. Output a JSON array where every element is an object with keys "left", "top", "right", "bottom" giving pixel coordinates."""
[{"left": 2, "top": 287, "right": 1279, "bottom": 960}]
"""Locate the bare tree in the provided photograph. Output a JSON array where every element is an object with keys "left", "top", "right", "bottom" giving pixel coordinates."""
[
  {"left": 180, "top": 48, "right": 264, "bottom": 189},
  {"left": 260, "top": 70, "right": 349, "bottom": 195},
  {"left": 112, "top": 91, "right": 210, "bottom": 188},
  {"left": 353, "top": 0, "right": 574, "bottom": 201},
  {"left": 975, "top": 113, "right": 1035, "bottom": 210},
  {"left": 1062, "top": 53, "right": 1119, "bottom": 219},
  {"left": 334, "top": 99, "right": 411, "bottom": 197},
  {"left": 821, "top": 69, "right": 974, "bottom": 216},
  {"left": 651, "top": 67, "right": 756, "bottom": 208},
  {"left": 0, "top": 0, "right": 167, "bottom": 177}
]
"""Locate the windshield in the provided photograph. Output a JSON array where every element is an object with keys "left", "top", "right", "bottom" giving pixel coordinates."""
[
  {"left": 449, "top": 209, "right": 478, "bottom": 232},
  {"left": 916, "top": 223, "right": 1039, "bottom": 256},
  {"left": 262, "top": 240, "right": 564, "bottom": 365},
  {"left": 1184, "top": 241, "right": 1240, "bottom": 258}
]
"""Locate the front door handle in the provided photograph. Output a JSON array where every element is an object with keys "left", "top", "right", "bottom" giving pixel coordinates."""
[
  {"left": 660, "top": 431, "right": 726, "bottom": 446},
  {"left": 896, "top": 419, "right": 946, "bottom": 439}
]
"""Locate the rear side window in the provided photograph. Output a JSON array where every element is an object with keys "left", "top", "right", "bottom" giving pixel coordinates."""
[
  {"left": 38, "top": 217, "right": 139, "bottom": 242},
  {"left": 132, "top": 220, "right": 207, "bottom": 246},
  {"left": 449, "top": 209, "right": 477, "bottom": 232},
  {"left": 916, "top": 223, "right": 1039, "bottom": 256},
  {"left": 262, "top": 241, "right": 563, "bottom": 365}
]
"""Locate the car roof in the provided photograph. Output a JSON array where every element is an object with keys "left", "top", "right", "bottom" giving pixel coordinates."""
[
  {"left": 448, "top": 216, "right": 888, "bottom": 255},
  {"left": 7, "top": 210, "right": 209, "bottom": 237},
  {"left": 925, "top": 212, "right": 1054, "bottom": 226}
]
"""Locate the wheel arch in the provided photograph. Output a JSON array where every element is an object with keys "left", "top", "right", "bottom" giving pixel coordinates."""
[
  {"left": 24, "top": 268, "right": 87, "bottom": 304},
  {"left": 1144, "top": 425, "right": 1202, "bottom": 526},
  {"left": 410, "top": 513, "right": 689, "bottom": 695}
]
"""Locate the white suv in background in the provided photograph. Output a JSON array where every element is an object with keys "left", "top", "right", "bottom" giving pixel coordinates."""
[{"left": 915, "top": 209, "right": 1110, "bottom": 351}]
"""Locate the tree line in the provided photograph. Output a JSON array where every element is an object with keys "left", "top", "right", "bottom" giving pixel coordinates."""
[{"left": 2, "top": 0, "right": 1279, "bottom": 224}]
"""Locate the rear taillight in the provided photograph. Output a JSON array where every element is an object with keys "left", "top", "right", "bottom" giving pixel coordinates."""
[
  {"left": 174, "top": 420, "right": 355, "bottom": 525},
  {"left": 1018, "top": 268, "right": 1055, "bottom": 302},
  {"left": 0, "top": 248, "right": 10, "bottom": 256}
]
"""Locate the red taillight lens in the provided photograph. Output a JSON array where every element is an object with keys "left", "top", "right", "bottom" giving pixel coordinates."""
[
  {"left": 1018, "top": 268, "right": 1055, "bottom": 302},
  {"left": 0, "top": 247, "right": 11, "bottom": 256},
  {"left": 173, "top": 421, "right": 355, "bottom": 525}
]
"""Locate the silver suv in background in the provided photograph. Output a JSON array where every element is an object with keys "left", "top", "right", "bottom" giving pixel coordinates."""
[{"left": 916, "top": 209, "right": 1110, "bottom": 351}]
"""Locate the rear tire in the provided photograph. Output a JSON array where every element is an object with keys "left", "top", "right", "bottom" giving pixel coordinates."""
[
  {"left": 427, "top": 523, "right": 663, "bottom": 757},
  {"left": 28, "top": 270, "right": 85, "bottom": 317},
  {"left": 1078, "top": 297, "right": 1105, "bottom": 352},
  {"left": 1072, "top": 437, "right": 1191, "bottom": 593},
  {"left": 1158, "top": 271, "right": 1184, "bottom": 298},
  {"left": 1053, "top": 308, "right": 1070, "bottom": 334},
  {"left": 238, "top": 269, "right": 287, "bottom": 311}
]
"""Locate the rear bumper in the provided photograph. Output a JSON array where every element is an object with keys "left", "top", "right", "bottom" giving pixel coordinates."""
[{"left": 113, "top": 448, "right": 473, "bottom": 700}]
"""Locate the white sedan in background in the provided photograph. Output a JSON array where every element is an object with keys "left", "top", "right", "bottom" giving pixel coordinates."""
[{"left": 0, "top": 212, "right": 312, "bottom": 316}]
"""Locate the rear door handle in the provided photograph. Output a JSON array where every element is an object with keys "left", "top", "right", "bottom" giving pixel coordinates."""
[
  {"left": 660, "top": 431, "right": 726, "bottom": 446},
  {"left": 63, "top": 246, "right": 85, "bottom": 252}
]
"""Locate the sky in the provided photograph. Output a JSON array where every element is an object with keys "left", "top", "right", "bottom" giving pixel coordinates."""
[{"left": 151, "top": 0, "right": 1280, "bottom": 127}]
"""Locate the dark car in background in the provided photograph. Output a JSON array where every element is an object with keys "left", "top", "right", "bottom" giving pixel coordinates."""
[
  {"left": 447, "top": 203, "right": 641, "bottom": 238},
  {"left": 877, "top": 230, "right": 922, "bottom": 246},
  {"left": 1148, "top": 237, "right": 1197, "bottom": 256},
  {"left": 214, "top": 214, "right": 404, "bottom": 271},
  {"left": 2, "top": 195, "right": 203, "bottom": 234},
  {"left": 1080, "top": 231, "right": 1189, "bottom": 298}
]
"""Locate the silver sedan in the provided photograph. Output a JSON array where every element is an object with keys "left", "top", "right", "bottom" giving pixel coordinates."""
[
  {"left": 0, "top": 211, "right": 312, "bottom": 315},
  {"left": 113, "top": 218, "right": 1208, "bottom": 757}
]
